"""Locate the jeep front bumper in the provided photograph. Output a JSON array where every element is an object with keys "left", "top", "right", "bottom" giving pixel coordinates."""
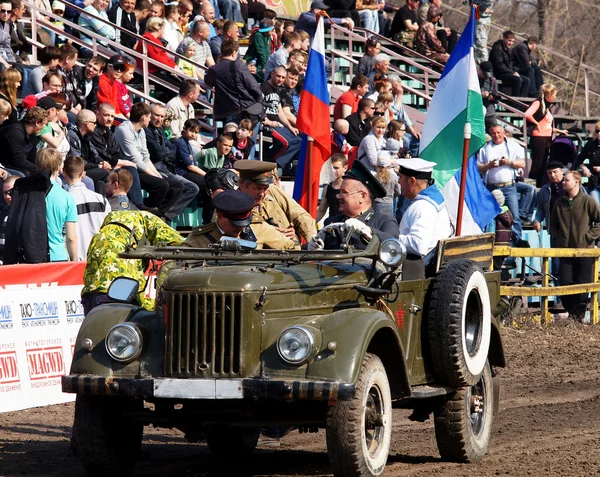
[{"left": 61, "top": 375, "right": 355, "bottom": 402}]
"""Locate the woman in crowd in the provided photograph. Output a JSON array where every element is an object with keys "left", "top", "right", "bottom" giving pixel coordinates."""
[
  {"left": 357, "top": 116, "right": 387, "bottom": 172},
  {"left": 576, "top": 121, "right": 600, "bottom": 204},
  {"left": 316, "top": 153, "right": 348, "bottom": 223},
  {"left": 37, "top": 93, "right": 70, "bottom": 159},
  {"left": 367, "top": 76, "right": 392, "bottom": 102},
  {"left": 116, "top": 60, "right": 135, "bottom": 119},
  {"left": 136, "top": 16, "right": 181, "bottom": 100},
  {"left": 525, "top": 83, "right": 568, "bottom": 186},
  {"left": 0, "top": 69, "right": 21, "bottom": 126},
  {"left": 416, "top": 6, "right": 450, "bottom": 65},
  {"left": 163, "top": 4, "right": 182, "bottom": 54}
]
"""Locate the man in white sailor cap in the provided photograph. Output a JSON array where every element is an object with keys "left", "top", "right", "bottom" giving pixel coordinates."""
[{"left": 398, "top": 158, "right": 452, "bottom": 277}]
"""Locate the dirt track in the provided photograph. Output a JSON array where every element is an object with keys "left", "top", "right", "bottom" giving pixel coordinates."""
[{"left": 2, "top": 321, "right": 600, "bottom": 477}]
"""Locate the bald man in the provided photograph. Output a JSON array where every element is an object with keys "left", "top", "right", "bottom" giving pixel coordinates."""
[{"left": 66, "top": 108, "right": 110, "bottom": 195}]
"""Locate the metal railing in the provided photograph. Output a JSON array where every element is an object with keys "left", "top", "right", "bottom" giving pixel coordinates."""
[
  {"left": 494, "top": 246, "right": 600, "bottom": 325},
  {"left": 24, "top": 0, "right": 215, "bottom": 133}
]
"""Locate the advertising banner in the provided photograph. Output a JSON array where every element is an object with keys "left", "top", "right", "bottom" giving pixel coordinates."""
[{"left": 0, "top": 263, "right": 85, "bottom": 413}]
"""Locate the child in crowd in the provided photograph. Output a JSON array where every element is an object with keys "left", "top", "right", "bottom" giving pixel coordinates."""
[
  {"left": 373, "top": 151, "right": 400, "bottom": 216},
  {"left": 163, "top": 110, "right": 176, "bottom": 141},
  {"left": 51, "top": 1, "right": 67, "bottom": 47},
  {"left": 385, "top": 119, "right": 408, "bottom": 158},
  {"left": 235, "top": 119, "right": 255, "bottom": 161},
  {"left": 203, "top": 122, "right": 238, "bottom": 167},
  {"left": 331, "top": 119, "right": 351, "bottom": 156},
  {"left": 174, "top": 119, "right": 213, "bottom": 223},
  {"left": 177, "top": 42, "right": 203, "bottom": 80},
  {"left": 195, "top": 133, "right": 234, "bottom": 171},
  {"left": 316, "top": 154, "right": 348, "bottom": 223},
  {"left": 63, "top": 155, "right": 110, "bottom": 261},
  {"left": 0, "top": 98, "right": 12, "bottom": 125},
  {"left": 116, "top": 61, "right": 135, "bottom": 118}
]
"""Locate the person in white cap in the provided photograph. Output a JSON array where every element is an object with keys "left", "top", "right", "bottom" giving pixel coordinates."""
[{"left": 398, "top": 158, "right": 452, "bottom": 275}]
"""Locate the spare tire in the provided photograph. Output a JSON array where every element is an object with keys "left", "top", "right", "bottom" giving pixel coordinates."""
[{"left": 428, "top": 259, "right": 491, "bottom": 387}]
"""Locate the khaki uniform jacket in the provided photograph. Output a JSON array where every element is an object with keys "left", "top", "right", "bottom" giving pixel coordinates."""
[
  {"left": 183, "top": 219, "right": 299, "bottom": 250},
  {"left": 257, "top": 186, "right": 317, "bottom": 243}
]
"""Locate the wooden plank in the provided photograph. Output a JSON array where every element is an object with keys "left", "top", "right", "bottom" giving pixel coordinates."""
[
  {"left": 502, "top": 283, "right": 600, "bottom": 297},
  {"left": 494, "top": 246, "right": 600, "bottom": 258}
]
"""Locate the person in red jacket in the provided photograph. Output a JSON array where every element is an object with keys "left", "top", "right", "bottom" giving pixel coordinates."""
[
  {"left": 136, "top": 17, "right": 180, "bottom": 74},
  {"left": 97, "top": 54, "right": 128, "bottom": 120},
  {"left": 135, "top": 17, "right": 182, "bottom": 101}
]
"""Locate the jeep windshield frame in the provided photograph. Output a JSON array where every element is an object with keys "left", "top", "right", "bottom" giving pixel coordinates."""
[{"left": 119, "top": 235, "right": 381, "bottom": 264}]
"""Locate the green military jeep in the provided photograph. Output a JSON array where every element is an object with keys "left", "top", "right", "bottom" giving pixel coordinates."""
[{"left": 62, "top": 226, "right": 505, "bottom": 477}]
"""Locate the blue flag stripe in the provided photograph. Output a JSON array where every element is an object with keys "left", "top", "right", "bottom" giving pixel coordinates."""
[{"left": 440, "top": 6, "right": 476, "bottom": 81}]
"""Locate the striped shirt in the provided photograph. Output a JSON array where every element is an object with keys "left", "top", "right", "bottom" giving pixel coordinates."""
[{"left": 67, "top": 182, "right": 111, "bottom": 261}]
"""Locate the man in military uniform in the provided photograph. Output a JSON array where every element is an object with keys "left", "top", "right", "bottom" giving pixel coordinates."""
[
  {"left": 82, "top": 211, "right": 184, "bottom": 314},
  {"left": 308, "top": 161, "right": 399, "bottom": 250},
  {"left": 235, "top": 160, "right": 317, "bottom": 244},
  {"left": 184, "top": 190, "right": 298, "bottom": 250}
]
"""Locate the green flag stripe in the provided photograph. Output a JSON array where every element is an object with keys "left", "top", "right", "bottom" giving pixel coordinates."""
[{"left": 421, "top": 89, "right": 486, "bottom": 187}]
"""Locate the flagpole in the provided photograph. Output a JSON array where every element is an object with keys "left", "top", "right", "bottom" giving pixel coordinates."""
[
  {"left": 455, "top": 123, "right": 471, "bottom": 236},
  {"left": 307, "top": 136, "right": 314, "bottom": 215}
]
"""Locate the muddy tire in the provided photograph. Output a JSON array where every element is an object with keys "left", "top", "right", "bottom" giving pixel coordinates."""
[
  {"left": 433, "top": 361, "right": 494, "bottom": 463},
  {"left": 326, "top": 353, "right": 392, "bottom": 477},
  {"left": 428, "top": 259, "right": 491, "bottom": 387},
  {"left": 73, "top": 395, "right": 143, "bottom": 477},
  {"left": 207, "top": 426, "right": 260, "bottom": 458}
]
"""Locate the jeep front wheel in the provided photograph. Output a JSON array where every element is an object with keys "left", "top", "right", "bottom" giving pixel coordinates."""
[
  {"left": 326, "top": 353, "right": 392, "bottom": 477},
  {"left": 73, "top": 395, "right": 143, "bottom": 477},
  {"left": 433, "top": 361, "right": 494, "bottom": 463}
]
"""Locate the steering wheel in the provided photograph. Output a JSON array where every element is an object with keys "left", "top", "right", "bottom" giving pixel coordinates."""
[{"left": 315, "top": 222, "right": 352, "bottom": 250}]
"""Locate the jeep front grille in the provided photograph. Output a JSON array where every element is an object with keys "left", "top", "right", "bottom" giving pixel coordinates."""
[{"left": 165, "top": 292, "right": 242, "bottom": 377}]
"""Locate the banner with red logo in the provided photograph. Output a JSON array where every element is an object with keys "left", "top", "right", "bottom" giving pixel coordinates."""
[
  {"left": 1, "top": 262, "right": 158, "bottom": 414},
  {"left": 0, "top": 263, "right": 86, "bottom": 413}
]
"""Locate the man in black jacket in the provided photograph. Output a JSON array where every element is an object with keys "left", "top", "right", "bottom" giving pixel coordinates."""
[
  {"left": 0, "top": 107, "right": 47, "bottom": 176},
  {"left": 204, "top": 39, "right": 263, "bottom": 122},
  {"left": 512, "top": 36, "right": 542, "bottom": 98},
  {"left": 489, "top": 30, "right": 529, "bottom": 98},
  {"left": 145, "top": 103, "right": 199, "bottom": 216},
  {"left": 90, "top": 102, "right": 145, "bottom": 207},
  {"left": 108, "top": 0, "right": 139, "bottom": 50},
  {"left": 67, "top": 108, "right": 109, "bottom": 195},
  {"left": 346, "top": 97, "right": 374, "bottom": 147}
]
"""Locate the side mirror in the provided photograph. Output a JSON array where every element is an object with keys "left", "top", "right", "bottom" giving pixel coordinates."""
[{"left": 107, "top": 277, "right": 140, "bottom": 303}]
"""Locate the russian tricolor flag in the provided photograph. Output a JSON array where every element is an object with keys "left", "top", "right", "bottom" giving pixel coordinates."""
[{"left": 293, "top": 15, "right": 331, "bottom": 217}]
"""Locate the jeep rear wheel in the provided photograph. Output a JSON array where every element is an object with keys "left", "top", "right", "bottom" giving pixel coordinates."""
[
  {"left": 433, "top": 361, "right": 494, "bottom": 463},
  {"left": 428, "top": 259, "right": 491, "bottom": 387},
  {"left": 73, "top": 395, "right": 143, "bottom": 477},
  {"left": 326, "top": 353, "right": 392, "bottom": 477},
  {"left": 207, "top": 426, "right": 260, "bottom": 458}
]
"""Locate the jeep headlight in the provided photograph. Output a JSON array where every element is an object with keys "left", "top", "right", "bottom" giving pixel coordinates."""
[
  {"left": 105, "top": 323, "right": 143, "bottom": 363},
  {"left": 277, "top": 326, "right": 315, "bottom": 365},
  {"left": 379, "top": 238, "right": 407, "bottom": 268}
]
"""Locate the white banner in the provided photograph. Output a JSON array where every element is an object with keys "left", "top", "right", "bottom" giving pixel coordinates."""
[{"left": 0, "top": 285, "right": 83, "bottom": 413}]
